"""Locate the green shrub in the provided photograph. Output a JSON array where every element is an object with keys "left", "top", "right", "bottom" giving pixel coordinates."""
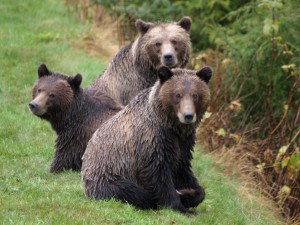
[{"left": 92, "top": 0, "right": 251, "bottom": 50}]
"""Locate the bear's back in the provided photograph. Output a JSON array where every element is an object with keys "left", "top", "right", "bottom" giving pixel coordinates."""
[{"left": 82, "top": 88, "right": 162, "bottom": 179}]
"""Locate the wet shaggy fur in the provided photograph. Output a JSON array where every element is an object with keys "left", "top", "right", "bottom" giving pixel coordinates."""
[
  {"left": 91, "top": 17, "right": 192, "bottom": 105},
  {"left": 29, "top": 64, "right": 122, "bottom": 173},
  {"left": 82, "top": 66, "right": 212, "bottom": 213}
]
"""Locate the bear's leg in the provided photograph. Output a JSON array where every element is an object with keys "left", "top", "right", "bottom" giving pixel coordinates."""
[
  {"left": 85, "top": 177, "right": 157, "bottom": 210},
  {"left": 159, "top": 187, "right": 189, "bottom": 214},
  {"left": 177, "top": 185, "right": 205, "bottom": 208},
  {"left": 114, "top": 178, "right": 157, "bottom": 209},
  {"left": 140, "top": 164, "right": 188, "bottom": 214},
  {"left": 50, "top": 148, "right": 82, "bottom": 173},
  {"left": 50, "top": 157, "right": 65, "bottom": 173},
  {"left": 173, "top": 166, "right": 205, "bottom": 208},
  {"left": 174, "top": 136, "right": 205, "bottom": 208}
]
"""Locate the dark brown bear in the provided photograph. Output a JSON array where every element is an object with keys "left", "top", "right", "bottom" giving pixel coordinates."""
[
  {"left": 82, "top": 66, "right": 212, "bottom": 213},
  {"left": 29, "top": 64, "right": 122, "bottom": 173},
  {"left": 91, "top": 17, "right": 192, "bottom": 105}
]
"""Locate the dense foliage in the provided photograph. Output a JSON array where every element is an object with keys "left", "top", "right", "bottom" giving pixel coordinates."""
[
  {"left": 93, "top": 0, "right": 251, "bottom": 51},
  {"left": 196, "top": 0, "right": 300, "bottom": 219}
]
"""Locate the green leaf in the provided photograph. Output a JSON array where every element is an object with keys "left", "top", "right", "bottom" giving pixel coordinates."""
[
  {"left": 256, "top": 163, "right": 265, "bottom": 172},
  {"left": 271, "top": 1, "right": 283, "bottom": 9},
  {"left": 263, "top": 19, "right": 272, "bottom": 36},
  {"left": 281, "top": 64, "right": 295, "bottom": 71},
  {"left": 272, "top": 23, "right": 279, "bottom": 34},
  {"left": 258, "top": 2, "right": 272, "bottom": 9},
  {"left": 275, "top": 145, "right": 288, "bottom": 161},
  {"left": 279, "top": 145, "right": 288, "bottom": 154},
  {"left": 279, "top": 185, "right": 291, "bottom": 196},
  {"left": 281, "top": 156, "right": 290, "bottom": 168},
  {"left": 215, "top": 128, "right": 226, "bottom": 137},
  {"left": 203, "top": 112, "right": 212, "bottom": 120},
  {"left": 288, "top": 152, "right": 300, "bottom": 172}
]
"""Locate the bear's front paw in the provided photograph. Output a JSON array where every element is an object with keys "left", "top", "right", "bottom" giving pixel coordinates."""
[
  {"left": 177, "top": 187, "right": 205, "bottom": 208},
  {"left": 169, "top": 198, "right": 188, "bottom": 214}
]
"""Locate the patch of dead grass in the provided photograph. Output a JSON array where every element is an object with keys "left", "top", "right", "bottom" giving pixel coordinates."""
[{"left": 64, "top": 0, "right": 121, "bottom": 62}]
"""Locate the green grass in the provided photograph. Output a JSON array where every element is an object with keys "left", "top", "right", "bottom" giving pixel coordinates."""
[{"left": 0, "top": 0, "right": 284, "bottom": 224}]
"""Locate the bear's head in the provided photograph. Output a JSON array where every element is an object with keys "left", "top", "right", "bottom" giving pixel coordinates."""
[
  {"left": 29, "top": 64, "right": 82, "bottom": 121},
  {"left": 156, "top": 66, "right": 212, "bottom": 125},
  {"left": 135, "top": 17, "right": 192, "bottom": 69}
]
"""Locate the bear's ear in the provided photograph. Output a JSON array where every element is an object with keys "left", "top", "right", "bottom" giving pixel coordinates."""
[
  {"left": 158, "top": 66, "right": 173, "bottom": 84},
  {"left": 177, "top": 16, "right": 192, "bottom": 32},
  {"left": 135, "top": 19, "right": 154, "bottom": 35},
  {"left": 67, "top": 73, "right": 82, "bottom": 90},
  {"left": 38, "top": 64, "right": 50, "bottom": 78},
  {"left": 196, "top": 66, "right": 212, "bottom": 83}
]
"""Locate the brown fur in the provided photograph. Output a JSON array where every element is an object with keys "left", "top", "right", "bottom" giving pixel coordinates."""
[
  {"left": 29, "top": 64, "right": 122, "bottom": 173},
  {"left": 91, "top": 17, "right": 192, "bottom": 105},
  {"left": 82, "top": 66, "right": 212, "bottom": 213}
]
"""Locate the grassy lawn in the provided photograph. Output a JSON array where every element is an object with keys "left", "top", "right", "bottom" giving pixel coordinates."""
[{"left": 0, "top": 0, "right": 284, "bottom": 224}]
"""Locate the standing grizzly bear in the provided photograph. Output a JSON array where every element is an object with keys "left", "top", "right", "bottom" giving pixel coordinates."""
[
  {"left": 91, "top": 17, "right": 192, "bottom": 105},
  {"left": 29, "top": 64, "right": 122, "bottom": 173},
  {"left": 82, "top": 66, "right": 212, "bottom": 213}
]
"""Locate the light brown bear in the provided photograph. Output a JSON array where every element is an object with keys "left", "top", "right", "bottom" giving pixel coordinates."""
[
  {"left": 29, "top": 64, "right": 122, "bottom": 173},
  {"left": 91, "top": 17, "right": 192, "bottom": 105},
  {"left": 82, "top": 66, "right": 212, "bottom": 214}
]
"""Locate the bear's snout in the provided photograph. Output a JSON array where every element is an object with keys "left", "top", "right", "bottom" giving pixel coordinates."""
[
  {"left": 184, "top": 112, "right": 194, "bottom": 123},
  {"left": 163, "top": 53, "right": 177, "bottom": 67},
  {"left": 29, "top": 101, "right": 45, "bottom": 116},
  {"left": 177, "top": 96, "right": 197, "bottom": 124},
  {"left": 177, "top": 111, "right": 196, "bottom": 124},
  {"left": 29, "top": 101, "right": 39, "bottom": 114},
  {"left": 29, "top": 102, "right": 37, "bottom": 110},
  {"left": 164, "top": 54, "right": 173, "bottom": 61}
]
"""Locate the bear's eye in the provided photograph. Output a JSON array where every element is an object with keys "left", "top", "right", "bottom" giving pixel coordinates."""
[
  {"left": 192, "top": 94, "right": 199, "bottom": 101},
  {"left": 37, "top": 89, "right": 42, "bottom": 93},
  {"left": 49, "top": 93, "right": 55, "bottom": 98},
  {"left": 155, "top": 42, "right": 162, "bottom": 48},
  {"left": 171, "top": 39, "right": 177, "bottom": 45},
  {"left": 175, "top": 93, "right": 182, "bottom": 100}
]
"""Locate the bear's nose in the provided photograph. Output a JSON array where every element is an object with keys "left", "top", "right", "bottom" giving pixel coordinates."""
[
  {"left": 184, "top": 113, "right": 194, "bottom": 122},
  {"left": 164, "top": 54, "right": 173, "bottom": 61},
  {"left": 29, "top": 102, "right": 37, "bottom": 110}
]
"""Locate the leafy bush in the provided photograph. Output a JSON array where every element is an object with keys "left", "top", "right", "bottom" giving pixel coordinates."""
[
  {"left": 193, "top": 0, "right": 300, "bottom": 220},
  {"left": 92, "top": 0, "right": 250, "bottom": 50}
]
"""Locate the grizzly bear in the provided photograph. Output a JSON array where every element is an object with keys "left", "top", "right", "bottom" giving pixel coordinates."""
[
  {"left": 91, "top": 16, "right": 192, "bottom": 105},
  {"left": 82, "top": 66, "right": 212, "bottom": 213},
  {"left": 29, "top": 64, "right": 122, "bottom": 173}
]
